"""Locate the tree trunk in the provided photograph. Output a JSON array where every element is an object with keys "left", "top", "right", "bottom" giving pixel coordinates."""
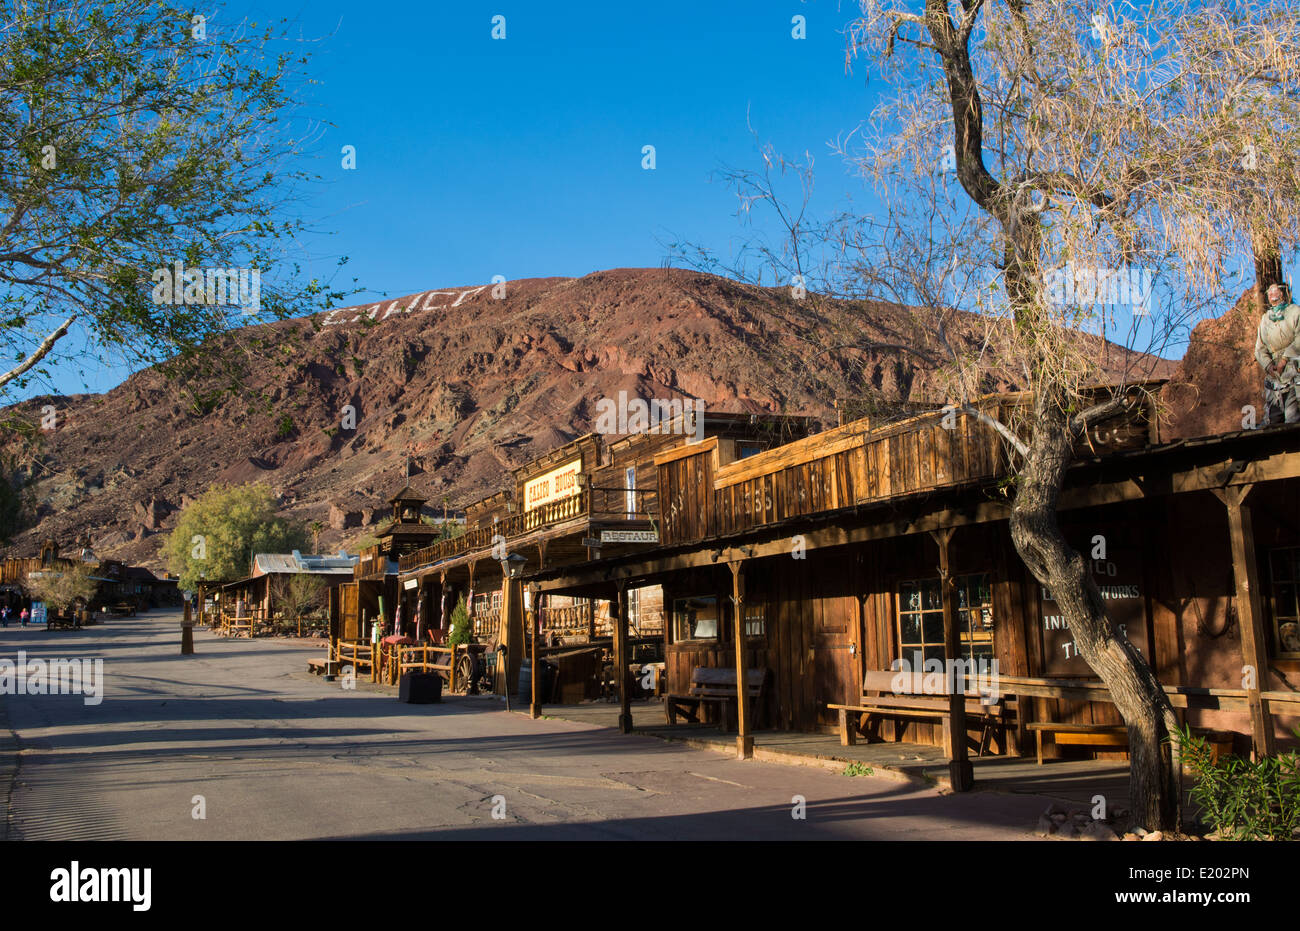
[
  {"left": 1251, "top": 232, "right": 1284, "bottom": 313},
  {"left": 1008, "top": 400, "right": 1181, "bottom": 831}
]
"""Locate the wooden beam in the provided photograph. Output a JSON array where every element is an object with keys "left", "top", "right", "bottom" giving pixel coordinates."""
[
  {"left": 1215, "top": 484, "right": 1277, "bottom": 758},
  {"left": 529, "top": 583, "right": 542, "bottom": 719},
  {"left": 730, "top": 560, "right": 753, "bottom": 760},
  {"left": 613, "top": 581, "right": 632, "bottom": 733},
  {"left": 931, "top": 528, "right": 973, "bottom": 791}
]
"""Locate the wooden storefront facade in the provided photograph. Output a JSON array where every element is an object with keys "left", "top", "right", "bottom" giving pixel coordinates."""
[
  {"left": 525, "top": 389, "right": 1300, "bottom": 771},
  {"left": 327, "top": 384, "right": 1300, "bottom": 782}
]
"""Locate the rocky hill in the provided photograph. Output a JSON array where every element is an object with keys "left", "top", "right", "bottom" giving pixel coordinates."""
[{"left": 0, "top": 267, "right": 1172, "bottom": 570}]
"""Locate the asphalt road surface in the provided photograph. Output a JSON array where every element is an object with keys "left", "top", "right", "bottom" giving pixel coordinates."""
[{"left": 1, "top": 610, "right": 1049, "bottom": 840}]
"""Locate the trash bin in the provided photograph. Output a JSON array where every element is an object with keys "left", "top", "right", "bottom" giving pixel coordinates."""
[
  {"left": 399, "top": 671, "right": 443, "bottom": 704},
  {"left": 517, "top": 659, "right": 556, "bottom": 703}
]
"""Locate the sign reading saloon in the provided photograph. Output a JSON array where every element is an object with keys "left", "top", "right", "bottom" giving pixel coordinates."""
[
  {"left": 523, "top": 459, "right": 582, "bottom": 511},
  {"left": 1039, "top": 543, "right": 1147, "bottom": 676}
]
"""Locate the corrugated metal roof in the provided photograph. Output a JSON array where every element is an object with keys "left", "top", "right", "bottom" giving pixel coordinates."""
[{"left": 251, "top": 553, "right": 358, "bottom": 577}]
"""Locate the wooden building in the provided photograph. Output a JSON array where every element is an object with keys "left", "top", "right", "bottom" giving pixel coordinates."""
[
  {"left": 377, "top": 413, "right": 815, "bottom": 697},
  {"left": 0, "top": 540, "right": 179, "bottom": 618},
  {"left": 518, "top": 387, "right": 1300, "bottom": 784},
  {"left": 218, "top": 551, "right": 357, "bottom": 636},
  {"left": 320, "top": 386, "right": 1300, "bottom": 789},
  {"left": 333, "top": 486, "right": 445, "bottom": 643}
]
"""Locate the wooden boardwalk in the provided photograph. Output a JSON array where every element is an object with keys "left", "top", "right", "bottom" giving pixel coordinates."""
[{"left": 527, "top": 700, "right": 1134, "bottom": 809}]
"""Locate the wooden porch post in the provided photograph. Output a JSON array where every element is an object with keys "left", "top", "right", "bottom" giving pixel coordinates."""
[
  {"left": 439, "top": 572, "right": 449, "bottom": 631},
  {"left": 1215, "top": 484, "right": 1277, "bottom": 758},
  {"left": 529, "top": 583, "right": 541, "bottom": 719},
  {"left": 613, "top": 581, "right": 632, "bottom": 733},
  {"left": 730, "top": 560, "right": 753, "bottom": 760},
  {"left": 466, "top": 560, "right": 477, "bottom": 632},
  {"left": 932, "top": 528, "right": 973, "bottom": 791}
]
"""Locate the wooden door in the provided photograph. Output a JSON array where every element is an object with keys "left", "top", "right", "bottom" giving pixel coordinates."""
[
  {"left": 812, "top": 553, "right": 858, "bottom": 727},
  {"left": 813, "top": 597, "right": 856, "bottom": 725},
  {"left": 339, "top": 582, "right": 359, "bottom": 639}
]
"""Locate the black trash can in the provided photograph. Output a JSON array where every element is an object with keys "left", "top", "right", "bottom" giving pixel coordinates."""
[
  {"left": 399, "top": 671, "right": 443, "bottom": 704},
  {"left": 517, "top": 659, "right": 556, "bottom": 704}
]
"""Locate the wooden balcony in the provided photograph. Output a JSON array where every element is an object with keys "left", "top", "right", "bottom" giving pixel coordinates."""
[
  {"left": 353, "top": 544, "right": 390, "bottom": 580},
  {"left": 658, "top": 385, "right": 1158, "bottom": 546},
  {"left": 398, "top": 486, "right": 659, "bottom": 573}
]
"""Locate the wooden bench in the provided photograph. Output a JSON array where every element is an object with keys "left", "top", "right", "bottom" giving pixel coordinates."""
[
  {"left": 1025, "top": 722, "right": 1128, "bottom": 764},
  {"left": 307, "top": 657, "right": 336, "bottom": 676},
  {"left": 829, "top": 670, "right": 1016, "bottom": 756},
  {"left": 665, "top": 667, "right": 770, "bottom": 731}
]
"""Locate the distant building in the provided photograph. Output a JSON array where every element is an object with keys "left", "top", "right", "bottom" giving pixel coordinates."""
[
  {"left": 0, "top": 540, "right": 179, "bottom": 617},
  {"left": 220, "top": 550, "right": 357, "bottom": 631}
]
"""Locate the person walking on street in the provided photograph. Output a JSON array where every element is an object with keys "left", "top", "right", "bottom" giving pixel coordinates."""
[{"left": 20, "top": 607, "right": 30, "bottom": 626}]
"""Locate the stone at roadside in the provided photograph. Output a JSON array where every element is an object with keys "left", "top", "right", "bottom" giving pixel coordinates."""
[
  {"left": 1142, "top": 830, "right": 1163, "bottom": 842},
  {"left": 1082, "top": 821, "right": 1118, "bottom": 841}
]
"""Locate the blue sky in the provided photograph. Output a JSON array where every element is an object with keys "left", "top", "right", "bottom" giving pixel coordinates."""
[
  {"left": 37, "top": 0, "right": 879, "bottom": 398},
  {"left": 24, "top": 0, "right": 1280, "bottom": 400}
]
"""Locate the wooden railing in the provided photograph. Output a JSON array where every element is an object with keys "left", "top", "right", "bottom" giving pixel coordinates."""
[
  {"left": 218, "top": 610, "right": 264, "bottom": 638},
  {"left": 660, "top": 386, "right": 1156, "bottom": 545},
  {"left": 354, "top": 545, "right": 389, "bottom": 580},
  {"left": 397, "top": 487, "right": 659, "bottom": 573},
  {"left": 472, "top": 607, "right": 502, "bottom": 641},
  {"left": 333, "top": 639, "right": 376, "bottom": 681},
  {"left": 539, "top": 603, "right": 592, "bottom": 635},
  {"left": 389, "top": 644, "right": 456, "bottom": 687}
]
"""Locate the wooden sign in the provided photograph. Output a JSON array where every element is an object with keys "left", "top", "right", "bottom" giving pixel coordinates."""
[
  {"left": 1039, "top": 545, "right": 1147, "bottom": 675},
  {"left": 600, "top": 530, "right": 659, "bottom": 543},
  {"left": 523, "top": 459, "right": 581, "bottom": 511}
]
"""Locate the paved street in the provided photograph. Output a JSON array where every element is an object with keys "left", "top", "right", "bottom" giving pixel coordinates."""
[{"left": 1, "top": 610, "right": 1052, "bottom": 840}]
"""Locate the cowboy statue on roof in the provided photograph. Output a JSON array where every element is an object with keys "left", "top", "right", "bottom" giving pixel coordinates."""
[{"left": 1255, "top": 281, "right": 1300, "bottom": 425}]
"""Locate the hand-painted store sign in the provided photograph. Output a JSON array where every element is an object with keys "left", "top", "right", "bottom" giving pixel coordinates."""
[
  {"left": 1039, "top": 548, "right": 1147, "bottom": 675},
  {"left": 319, "top": 286, "right": 488, "bottom": 327},
  {"left": 523, "top": 459, "right": 582, "bottom": 511}
]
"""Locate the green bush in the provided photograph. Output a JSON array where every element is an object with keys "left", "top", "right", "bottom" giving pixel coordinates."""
[
  {"left": 1176, "top": 724, "right": 1300, "bottom": 840},
  {"left": 447, "top": 594, "right": 471, "bottom": 646}
]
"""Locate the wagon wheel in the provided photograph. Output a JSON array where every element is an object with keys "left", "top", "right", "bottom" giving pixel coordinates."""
[{"left": 455, "top": 652, "right": 477, "bottom": 694}]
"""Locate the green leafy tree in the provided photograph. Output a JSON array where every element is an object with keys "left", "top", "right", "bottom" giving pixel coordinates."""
[
  {"left": 26, "top": 560, "right": 96, "bottom": 614},
  {"left": 162, "top": 483, "right": 305, "bottom": 589},
  {"left": 0, "top": 0, "right": 352, "bottom": 403}
]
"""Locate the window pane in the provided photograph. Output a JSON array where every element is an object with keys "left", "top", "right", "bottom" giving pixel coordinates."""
[
  {"left": 922, "top": 611, "right": 944, "bottom": 645},
  {"left": 673, "top": 596, "right": 719, "bottom": 641},
  {"left": 900, "top": 613, "right": 922, "bottom": 645}
]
